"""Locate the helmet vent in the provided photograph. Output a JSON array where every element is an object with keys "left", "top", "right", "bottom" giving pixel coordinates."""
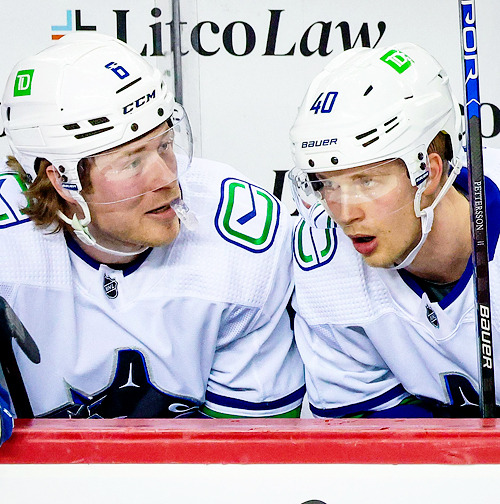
[
  {"left": 363, "top": 85, "right": 374, "bottom": 96},
  {"left": 75, "top": 126, "right": 114, "bottom": 139},
  {"left": 63, "top": 123, "right": 80, "bottom": 130},
  {"left": 116, "top": 77, "right": 142, "bottom": 94},
  {"left": 361, "top": 136, "right": 379, "bottom": 147},
  {"left": 384, "top": 116, "right": 399, "bottom": 134},
  {"left": 356, "top": 128, "right": 377, "bottom": 140},
  {"left": 88, "top": 117, "right": 110, "bottom": 126},
  {"left": 356, "top": 128, "right": 379, "bottom": 148},
  {"left": 385, "top": 123, "right": 399, "bottom": 134}
]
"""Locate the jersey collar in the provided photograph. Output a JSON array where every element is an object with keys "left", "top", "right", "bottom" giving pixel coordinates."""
[{"left": 65, "top": 231, "right": 153, "bottom": 276}]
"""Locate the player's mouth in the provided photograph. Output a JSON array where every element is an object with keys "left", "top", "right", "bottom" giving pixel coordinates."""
[
  {"left": 145, "top": 202, "right": 176, "bottom": 218},
  {"left": 349, "top": 234, "right": 377, "bottom": 255}
]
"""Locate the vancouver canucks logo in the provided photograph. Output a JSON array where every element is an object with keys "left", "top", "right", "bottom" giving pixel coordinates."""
[
  {"left": 103, "top": 274, "right": 118, "bottom": 299},
  {"left": 215, "top": 178, "right": 279, "bottom": 253},
  {"left": 0, "top": 174, "right": 30, "bottom": 229},
  {"left": 426, "top": 304, "right": 439, "bottom": 328},
  {"left": 293, "top": 219, "right": 337, "bottom": 271},
  {"left": 41, "top": 349, "right": 199, "bottom": 419}
]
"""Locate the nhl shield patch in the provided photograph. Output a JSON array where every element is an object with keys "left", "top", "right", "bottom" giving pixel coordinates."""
[
  {"left": 215, "top": 178, "right": 280, "bottom": 253},
  {"left": 426, "top": 304, "right": 439, "bottom": 328},
  {"left": 293, "top": 219, "right": 337, "bottom": 271},
  {"left": 103, "top": 274, "right": 119, "bottom": 299}
]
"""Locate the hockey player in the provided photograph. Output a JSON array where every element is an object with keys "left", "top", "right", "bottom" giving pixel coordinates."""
[
  {"left": 288, "top": 42, "right": 499, "bottom": 417},
  {"left": 0, "top": 32, "right": 304, "bottom": 419}
]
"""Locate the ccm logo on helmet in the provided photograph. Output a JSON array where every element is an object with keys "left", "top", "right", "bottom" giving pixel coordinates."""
[
  {"left": 123, "top": 90, "right": 156, "bottom": 114},
  {"left": 302, "top": 139, "right": 337, "bottom": 148}
]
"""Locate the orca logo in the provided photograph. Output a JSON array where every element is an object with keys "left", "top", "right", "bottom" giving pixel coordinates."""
[
  {"left": 293, "top": 218, "right": 337, "bottom": 271},
  {"left": 215, "top": 178, "right": 279, "bottom": 253}
]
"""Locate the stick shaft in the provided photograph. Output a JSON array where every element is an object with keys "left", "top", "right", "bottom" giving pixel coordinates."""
[
  {"left": 459, "top": 0, "right": 496, "bottom": 417},
  {"left": 0, "top": 297, "right": 34, "bottom": 418}
]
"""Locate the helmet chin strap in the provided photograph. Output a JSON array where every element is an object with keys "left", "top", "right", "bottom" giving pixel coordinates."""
[
  {"left": 390, "top": 158, "right": 462, "bottom": 271},
  {"left": 57, "top": 194, "right": 149, "bottom": 258}
]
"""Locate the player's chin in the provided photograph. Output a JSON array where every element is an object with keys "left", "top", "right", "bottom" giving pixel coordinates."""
[
  {"left": 361, "top": 250, "right": 396, "bottom": 269},
  {"left": 139, "top": 219, "right": 181, "bottom": 248}
]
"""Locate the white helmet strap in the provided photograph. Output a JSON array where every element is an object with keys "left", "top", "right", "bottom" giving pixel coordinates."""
[
  {"left": 391, "top": 158, "right": 462, "bottom": 270},
  {"left": 57, "top": 194, "right": 148, "bottom": 258},
  {"left": 391, "top": 206, "right": 434, "bottom": 270}
]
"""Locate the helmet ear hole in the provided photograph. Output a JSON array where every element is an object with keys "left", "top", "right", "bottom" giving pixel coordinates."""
[
  {"left": 34, "top": 157, "right": 43, "bottom": 175},
  {"left": 443, "top": 133, "right": 454, "bottom": 161}
]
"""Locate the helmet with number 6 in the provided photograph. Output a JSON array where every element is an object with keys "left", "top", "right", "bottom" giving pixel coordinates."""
[
  {"left": 1, "top": 31, "right": 191, "bottom": 190},
  {"left": 1, "top": 32, "right": 193, "bottom": 255}
]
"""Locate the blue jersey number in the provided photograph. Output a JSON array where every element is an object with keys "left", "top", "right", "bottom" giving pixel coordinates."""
[{"left": 310, "top": 92, "right": 338, "bottom": 114}]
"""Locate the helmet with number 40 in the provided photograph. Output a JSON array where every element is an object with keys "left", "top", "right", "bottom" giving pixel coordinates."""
[{"left": 288, "top": 42, "right": 463, "bottom": 233}]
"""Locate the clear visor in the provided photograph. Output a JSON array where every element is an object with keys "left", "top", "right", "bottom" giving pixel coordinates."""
[
  {"left": 82, "top": 105, "right": 192, "bottom": 205},
  {"left": 288, "top": 158, "right": 419, "bottom": 229}
]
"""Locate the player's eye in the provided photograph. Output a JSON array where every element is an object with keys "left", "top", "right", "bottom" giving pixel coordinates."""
[
  {"left": 359, "top": 177, "right": 375, "bottom": 188},
  {"left": 158, "top": 139, "right": 174, "bottom": 155},
  {"left": 123, "top": 158, "right": 142, "bottom": 172}
]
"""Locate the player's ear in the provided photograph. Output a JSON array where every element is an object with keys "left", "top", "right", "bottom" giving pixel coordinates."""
[
  {"left": 422, "top": 152, "right": 444, "bottom": 196},
  {"left": 46, "top": 164, "right": 78, "bottom": 204}
]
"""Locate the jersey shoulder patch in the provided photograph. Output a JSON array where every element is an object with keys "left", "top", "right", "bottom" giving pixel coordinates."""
[
  {"left": 0, "top": 172, "right": 29, "bottom": 229},
  {"left": 215, "top": 177, "right": 280, "bottom": 253},
  {"left": 293, "top": 218, "right": 337, "bottom": 270}
]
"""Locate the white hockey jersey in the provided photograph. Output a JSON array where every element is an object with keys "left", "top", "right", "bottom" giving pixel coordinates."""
[
  {"left": 0, "top": 158, "right": 305, "bottom": 418},
  {"left": 293, "top": 148, "right": 500, "bottom": 417}
]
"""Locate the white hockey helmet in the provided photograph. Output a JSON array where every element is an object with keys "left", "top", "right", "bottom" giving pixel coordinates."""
[
  {"left": 1, "top": 32, "right": 194, "bottom": 255},
  {"left": 288, "top": 42, "right": 464, "bottom": 268},
  {"left": 1, "top": 31, "right": 191, "bottom": 193},
  {"left": 290, "top": 42, "right": 462, "bottom": 183}
]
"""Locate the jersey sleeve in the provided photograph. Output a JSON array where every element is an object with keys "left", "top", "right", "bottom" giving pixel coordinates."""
[
  {"left": 202, "top": 213, "right": 305, "bottom": 418},
  {"left": 294, "top": 312, "right": 417, "bottom": 417},
  {"left": 0, "top": 385, "right": 14, "bottom": 446}
]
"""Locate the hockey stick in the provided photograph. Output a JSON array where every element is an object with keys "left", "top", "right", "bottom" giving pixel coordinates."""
[
  {"left": 0, "top": 296, "right": 40, "bottom": 418},
  {"left": 459, "top": 0, "right": 496, "bottom": 417}
]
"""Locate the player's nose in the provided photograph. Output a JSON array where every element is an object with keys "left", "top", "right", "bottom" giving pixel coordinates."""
[
  {"left": 329, "top": 196, "right": 364, "bottom": 226},
  {"left": 148, "top": 151, "right": 178, "bottom": 187}
]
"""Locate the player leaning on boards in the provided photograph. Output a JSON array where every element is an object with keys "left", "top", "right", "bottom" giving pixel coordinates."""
[
  {"left": 0, "top": 32, "right": 304, "bottom": 421},
  {"left": 288, "top": 42, "right": 500, "bottom": 417}
]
